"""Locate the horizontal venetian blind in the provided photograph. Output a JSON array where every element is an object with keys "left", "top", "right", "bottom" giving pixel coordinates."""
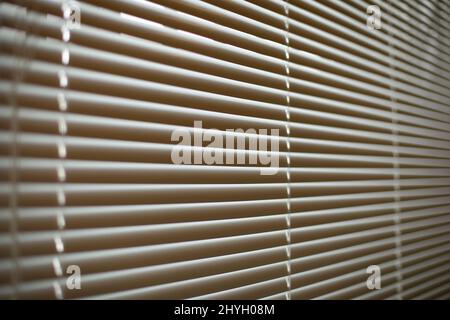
[{"left": 0, "top": 0, "right": 449, "bottom": 300}]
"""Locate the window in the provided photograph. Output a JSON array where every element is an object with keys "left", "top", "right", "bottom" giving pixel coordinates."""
[{"left": 1, "top": 0, "right": 449, "bottom": 300}]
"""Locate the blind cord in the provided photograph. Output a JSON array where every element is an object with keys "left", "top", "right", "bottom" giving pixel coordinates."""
[
  {"left": 283, "top": 0, "right": 292, "bottom": 301},
  {"left": 387, "top": 22, "right": 403, "bottom": 301},
  {"left": 6, "top": 3, "right": 42, "bottom": 299},
  {"left": 51, "top": 0, "right": 75, "bottom": 300},
  {"left": 7, "top": 18, "right": 21, "bottom": 302}
]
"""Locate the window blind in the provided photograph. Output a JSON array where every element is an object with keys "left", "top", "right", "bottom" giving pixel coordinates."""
[{"left": 0, "top": 0, "right": 449, "bottom": 300}]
